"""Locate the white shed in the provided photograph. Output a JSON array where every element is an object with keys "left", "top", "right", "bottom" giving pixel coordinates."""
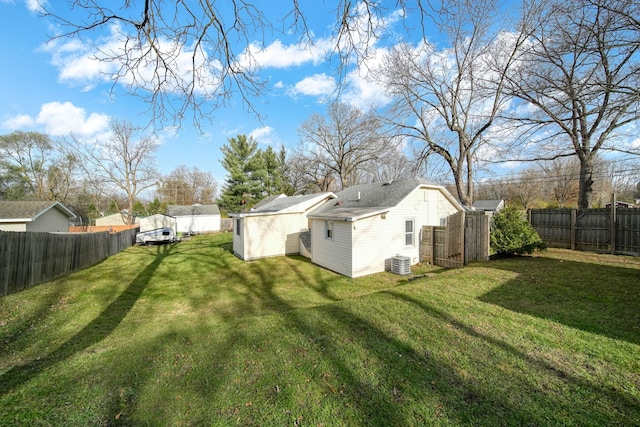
[
  {"left": 95, "top": 212, "right": 140, "bottom": 226},
  {"left": 308, "top": 178, "right": 463, "bottom": 278},
  {"left": 166, "top": 204, "right": 221, "bottom": 234},
  {"left": 230, "top": 193, "right": 335, "bottom": 261},
  {"left": 139, "top": 214, "right": 177, "bottom": 234},
  {"left": 0, "top": 201, "right": 76, "bottom": 232}
]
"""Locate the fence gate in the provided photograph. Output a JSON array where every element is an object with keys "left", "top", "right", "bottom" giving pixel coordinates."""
[{"left": 420, "top": 211, "right": 489, "bottom": 268}]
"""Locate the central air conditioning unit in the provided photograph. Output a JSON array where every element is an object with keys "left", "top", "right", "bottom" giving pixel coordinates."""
[{"left": 391, "top": 255, "right": 411, "bottom": 275}]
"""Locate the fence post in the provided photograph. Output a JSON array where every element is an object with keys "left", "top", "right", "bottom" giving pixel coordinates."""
[
  {"left": 610, "top": 193, "right": 617, "bottom": 255},
  {"left": 430, "top": 226, "right": 435, "bottom": 266},
  {"left": 571, "top": 210, "right": 577, "bottom": 250},
  {"left": 460, "top": 211, "right": 466, "bottom": 265}
]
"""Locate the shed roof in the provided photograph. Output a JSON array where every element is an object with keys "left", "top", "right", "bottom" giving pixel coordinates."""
[
  {"left": 0, "top": 201, "right": 76, "bottom": 222},
  {"left": 250, "top": 194, "right": 286, "bottom": 210},
  {"left": 230, "top": 192, "right": 336, "bottom": 217},
  {"left": 472, "top": 200, "right": 504, "bottom": 211},
  {"left": 166, "top": 204, "right": 220, "bottom": 216}
]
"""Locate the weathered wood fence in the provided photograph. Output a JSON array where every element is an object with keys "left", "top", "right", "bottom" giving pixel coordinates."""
[
  {"left": 529, "top": 208, "right": 640, "bottom": 256},
  {"left": 0, "top": 228, "right": 139, "bottom": 296},
  {"left": 421, "top": 211, "right": 490, "bottom": 268}
]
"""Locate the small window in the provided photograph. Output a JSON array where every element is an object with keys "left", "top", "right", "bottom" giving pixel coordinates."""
[
  {"left": 236, "top": 218, "right": 241, "bottom": 236},
  {"left": 325, "top": 220, "right": 334, "bottom": 240},
  {"left": 405, "top": 219, "right": 415, "bottom": 246}
]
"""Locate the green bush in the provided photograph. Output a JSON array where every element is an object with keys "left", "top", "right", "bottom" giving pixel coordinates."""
[{"left": 490, "top": 206, "right": 545, "bottom": 256}]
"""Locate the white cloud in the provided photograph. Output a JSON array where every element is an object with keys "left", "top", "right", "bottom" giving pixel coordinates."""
[
  {"left": 240, "top": 39, "right": 330, "bottom": 69},
  {"left": 2, "top": 101, "right": 110, "bottom": 139},
  {"left": 25, "top": 0, "right": 46, "bottom": 13},
  {"left": 249, "top": 126, "right": 280, "bottom": 145},
  {"left": 290, "top": 73, "right": 336, "bottom": 97},
  {"left": 44, "top": 23, "right": 223, "bottom": 97}
]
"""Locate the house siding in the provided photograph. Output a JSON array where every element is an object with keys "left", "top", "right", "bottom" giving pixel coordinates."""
[
  {"left": 333, "top": 187, "right": 462, "bottom": 278},
  {"left": 26, "top": 207, "right": 69, "bottom": 232},
  {"left": 0, "top": 223, "right": 26, "bottom": 232},
  {"left": 237, "top": 212, "right": 308, "bottom": 261},
  {"left": 175, "top": 215, "right": 220, "bottom": 233},
  {"left": 233, "top": 218, "right": 245, "bottom": 259},
  {"left": 311, "top": 219, "right": 352, "bottom": 276}
]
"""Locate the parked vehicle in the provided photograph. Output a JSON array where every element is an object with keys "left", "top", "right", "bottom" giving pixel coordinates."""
[{"left": 135, "top": 227, "right": 176, "bottom": 245}]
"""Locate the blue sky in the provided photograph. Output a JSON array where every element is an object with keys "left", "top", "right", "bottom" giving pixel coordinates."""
[{"left": 0, "top": 0, "right": 409, "bottom": 185}]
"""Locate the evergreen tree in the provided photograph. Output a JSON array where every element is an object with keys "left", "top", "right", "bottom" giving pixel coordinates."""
[{"left": 218, "top": 135, "right": 264, "bottom": 213}]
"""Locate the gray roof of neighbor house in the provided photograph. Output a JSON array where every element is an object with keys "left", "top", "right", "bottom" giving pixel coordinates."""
[
  {"left": 0, "top": 201, "right": 76, "bottom": 222},
  {"left": 250, "top": 193, "right": 335, "bottom": 213},
  {"left": 472, "top": 200, "right": 504, "bottom": 211},
  {"left": 166, "top": 204, "right": 220, "bottom": 216},
  {"left": 308, "top": 177, "right": 463, "bottom": 221}
]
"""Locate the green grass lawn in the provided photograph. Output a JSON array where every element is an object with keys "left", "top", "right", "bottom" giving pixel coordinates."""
[{"left": 1, "top": 233, "right": 639, "bottom": 426}]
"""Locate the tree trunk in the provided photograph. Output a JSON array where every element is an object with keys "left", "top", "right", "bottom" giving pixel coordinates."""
[{"left": 578, "top": 155, "right": 595, "bottom": 209}]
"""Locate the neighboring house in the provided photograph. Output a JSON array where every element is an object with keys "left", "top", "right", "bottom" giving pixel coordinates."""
[
  {"left": 604, "top": 201, "right": 635, "bottom": 209},
  {"left": 95, "top": 212, "right": 140, "bottom": 226},
  {"left": 139, "top": 214, "right": 177, "bottom": 234},
  {"left": 166, "top": 204, "right": 221, "bottom": 234},
  {"left": 472, "top": 199, "right": 505, "bottom": 213},
  {"left": 308, "top": 178, "right": 463, "bottom": 278},
  {"left": 230, "top": 192, "right": 336, "bottom": 261},
  {"left": 0, "top": 201, "right": 76, "bottom": 232}
]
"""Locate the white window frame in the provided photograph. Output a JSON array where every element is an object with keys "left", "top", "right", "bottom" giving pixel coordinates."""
[
  {"left": 325, "top": 220, "right": 334, "bottom": 240},
  {"left": 404, "top": 218, "right": 415, "bottom": 247}
]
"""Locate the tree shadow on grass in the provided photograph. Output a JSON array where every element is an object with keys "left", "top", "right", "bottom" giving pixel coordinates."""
[
  {"left": 0, "top": 243, "right": 174, "bottom": 398},
  {"left": 478, "top": 255, "right": 640, "bottom": 345}
]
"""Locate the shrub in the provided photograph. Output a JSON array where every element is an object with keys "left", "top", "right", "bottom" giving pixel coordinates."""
[{"left": 490, "top": 206, "right": 545, "bottom": 256}]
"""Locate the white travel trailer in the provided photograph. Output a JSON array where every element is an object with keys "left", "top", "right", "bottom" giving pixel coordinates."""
[{"left": 135, "top": 227, "right": 176, "bottom": 245}]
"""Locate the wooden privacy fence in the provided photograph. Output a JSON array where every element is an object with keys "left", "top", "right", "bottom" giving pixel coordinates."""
[
  {"left": 0, "top": 228, "right": 139, "bottom": 296},
  {"left": 421, "top": 211, "right": 490, "bottom": 268},
  {"left": 529, "top": 208, "right": 640, "bottom": 256}
]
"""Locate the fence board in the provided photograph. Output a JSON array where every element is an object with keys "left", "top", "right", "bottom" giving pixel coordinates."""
[
  {"left": 529, "top": 208, "right": 640, "bottom": 256},
  {"left": 421, "top": 211, "right": 489, "bottom": 268},
  {"left": 0, "top": 228, "right": 139, "bottom": 296}
]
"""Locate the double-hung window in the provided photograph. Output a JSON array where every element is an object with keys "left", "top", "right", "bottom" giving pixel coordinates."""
[{"left": 404, "top": 218, "right": 415, "bottom": 246}]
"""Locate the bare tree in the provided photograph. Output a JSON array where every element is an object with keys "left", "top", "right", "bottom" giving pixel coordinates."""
[
  {"left": 539, "top": 158, "right": 580, "bottom": 208},
  {"left": 297, "top": 102, "right": 398, "bottom": 190},
  {"left": 158, "top": 165, "right": 218, "bottom": 205},
  {"left": 377, "top": 0, "right": 531, "bottom": 207},
  {"left": 41, "top": 1, "right": 400, "bottom": 128},
  {"left": 0, "top": 131, "right": 82, "bottom": 203},
  {"left": 503, "top": 0, "right": 640, "bottom": 209},
  {"left": 68, "top": 119, "right": 159, "bottom": 224}
]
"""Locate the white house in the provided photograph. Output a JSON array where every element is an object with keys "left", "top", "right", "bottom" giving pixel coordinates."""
[
  {"left": 0, "top": 201, "right": 76, "bottom": 232},
  {"left": 139, "top": 214, "right": 177, "bottom": 234},
  {"left": 230, "top": 193, "right": 336, "bottom": 261},
  {"left": 166, "top": 204, "right": 221, "bottom": 234},
  {"left": 307, "top": 178, "right": 463, "bottom": 278}
]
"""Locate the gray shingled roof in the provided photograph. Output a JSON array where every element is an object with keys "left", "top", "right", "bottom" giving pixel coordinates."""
[
  {"left": 250, "top": 193, "right": 334, "bottom": 213},
  {"left": 166, "top": 204, "right": 220, "bottom": 216},
  {"left": 0, "top": 201, "right": 76, "bottom": 221},
  {"left": 250, "top": 194, "right": 285, "bottom": 210},
  {"left": 309, "top": 177, "right": 433, "bottom": 217}
]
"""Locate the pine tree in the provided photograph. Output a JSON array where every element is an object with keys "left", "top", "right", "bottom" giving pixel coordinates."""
[{"left": 218, "top": 135, "right": 264, "bottom": 213}]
